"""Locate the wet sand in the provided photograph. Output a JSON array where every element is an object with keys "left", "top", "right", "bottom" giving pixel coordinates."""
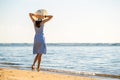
[{"left": 0, "top": 68, "right": 97, "bottom": 80}]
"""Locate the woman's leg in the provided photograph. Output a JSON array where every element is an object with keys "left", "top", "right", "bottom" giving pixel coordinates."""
[
  {"left": 37, "top": 54, "right": 42, "bottom": 71},
  {"left": 32, "top": 54, "right": 39, "bottom": 70}
]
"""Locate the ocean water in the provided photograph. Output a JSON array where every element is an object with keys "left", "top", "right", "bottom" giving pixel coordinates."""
[{"left": 0, "top": 43, "right": 120, "bottom": 80}]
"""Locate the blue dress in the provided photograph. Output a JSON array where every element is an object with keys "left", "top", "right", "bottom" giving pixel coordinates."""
[{"left": 33, "top": 23, "right": 46, "bottom": 54}]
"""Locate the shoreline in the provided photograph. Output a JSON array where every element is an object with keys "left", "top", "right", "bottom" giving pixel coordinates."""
[
  {"left": 40, "top": 68, "right": 120, "bottom": 79},
  {"left": 0, "top": 67, "right": 120, "bottom": 80},
  {"left": 0, "top": 68, "right": 97, "bottom": 80}
]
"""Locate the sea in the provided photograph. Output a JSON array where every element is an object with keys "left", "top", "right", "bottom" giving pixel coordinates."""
[{"left": 0, "top": 43, "right": 120, "bottom": 80}]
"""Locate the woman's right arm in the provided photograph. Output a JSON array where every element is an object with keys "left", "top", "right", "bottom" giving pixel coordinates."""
[
  {"left": 29, "top": 13, "right": 35, "bottom": 23},
  {"left": 42, "top": 15, "right": 53, "bottom": 23}
]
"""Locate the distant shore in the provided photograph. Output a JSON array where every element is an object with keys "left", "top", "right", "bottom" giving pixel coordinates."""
[
  {"left": 0, "top": 68, "right": 97, "bottom": 80},
  {"left": 0, "top": 43, "right": 120, "bottom": 46}
]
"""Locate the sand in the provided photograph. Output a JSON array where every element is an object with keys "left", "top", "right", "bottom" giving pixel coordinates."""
[{"left": 0, "top": 68, "right": 97, "bottom": 80}]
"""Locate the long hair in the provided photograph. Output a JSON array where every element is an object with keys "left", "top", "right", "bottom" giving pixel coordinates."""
[{"left": 35, "top": 19, "right": 42, "bottom": 28}]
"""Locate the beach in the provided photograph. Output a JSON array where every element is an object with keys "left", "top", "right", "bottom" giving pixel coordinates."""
[{"left": 0, "top": 68, "right": 97, "bottom": 80}]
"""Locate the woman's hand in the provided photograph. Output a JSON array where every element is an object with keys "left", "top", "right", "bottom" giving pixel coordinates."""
[
  {"left": 42, "top": 15, "right": 53, "bottom": 23},
  {"left": 34, "top": 15, "right": 44, "bottom": 19}
]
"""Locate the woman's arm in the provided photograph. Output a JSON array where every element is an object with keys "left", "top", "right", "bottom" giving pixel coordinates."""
[
  {"left": 29, "top": 13, "right": 35, "bottom": 23},
  {"left": 29, "top": 13, "right": 53, "bottom": 23},
  {"left": 42, "top": 15, "right": 53, "bottom": 23}
]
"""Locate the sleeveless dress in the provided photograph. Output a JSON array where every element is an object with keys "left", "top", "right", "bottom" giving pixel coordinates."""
[{"left": 33, "top": 23, "right": 46, "bottom": 54}]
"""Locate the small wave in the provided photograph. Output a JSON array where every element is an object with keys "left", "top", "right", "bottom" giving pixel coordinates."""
[
  {"left": 39, "top": 68, "right": 120, "bottom": 79},
  {"left": 42, "top": 68, "right": 95, "bottom": 75},
  {"left": 0, "top": 43, "right": 32, "bottom": 47},
  {"left": 0, "top": 62, "right": 22, "bottom": 65}
]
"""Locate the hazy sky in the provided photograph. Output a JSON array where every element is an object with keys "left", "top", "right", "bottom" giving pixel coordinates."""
[{"left": 0, "top": 0, "right": 120, "bottom": 43}]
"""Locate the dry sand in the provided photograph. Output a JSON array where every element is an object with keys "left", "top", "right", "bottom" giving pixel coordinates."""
[{"left": 0, "top": 68, "right": 97, "bottom": 80}]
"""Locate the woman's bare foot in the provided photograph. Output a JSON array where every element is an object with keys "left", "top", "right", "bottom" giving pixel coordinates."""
[
  {"left": 37, "top": 68, "right": 40, "bottom": 72},
  {"left": 31, "top": 65, "right": 35, "bottom": 71}
]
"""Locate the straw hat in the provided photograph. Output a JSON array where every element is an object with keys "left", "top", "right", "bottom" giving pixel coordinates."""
[{"left": 35, "top": 9, "right": 48, "bottom": 16}]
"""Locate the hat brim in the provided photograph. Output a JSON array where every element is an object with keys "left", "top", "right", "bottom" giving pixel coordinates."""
[{"left": 35, "top": 9, "right": 48, "bottom": 16}]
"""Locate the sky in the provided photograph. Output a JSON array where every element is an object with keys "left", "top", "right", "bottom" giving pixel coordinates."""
[{"left": 0, "top": 0, "right": 120, "bottom": 43}]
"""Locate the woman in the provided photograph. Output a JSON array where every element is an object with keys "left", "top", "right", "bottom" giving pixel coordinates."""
[{"left": 29, "top": 9, "right": 53, "bottom": 71}]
